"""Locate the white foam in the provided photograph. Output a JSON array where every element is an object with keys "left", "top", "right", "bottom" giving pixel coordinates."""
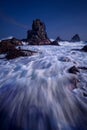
[{"left": 0, "top": 42, "right": 87, "bottom": 129}]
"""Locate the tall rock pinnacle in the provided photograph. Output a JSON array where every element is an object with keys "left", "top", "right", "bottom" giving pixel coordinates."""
[{"left": 27, "top": 19, "right": 51, "bottom": 45}]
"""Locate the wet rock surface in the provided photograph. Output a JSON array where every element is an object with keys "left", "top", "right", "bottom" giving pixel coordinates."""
[
  {"left": 6, "top": 48, "right": 36, "bottom": 60},
  {"left": 68, "top": 66, "right": 80, "bottom": 74},
  {"left": 0, "top": 40, "right": 15, "bottom": 54},
  {"left": 0, "top": 39, "right": 37, "bottom": 59}
]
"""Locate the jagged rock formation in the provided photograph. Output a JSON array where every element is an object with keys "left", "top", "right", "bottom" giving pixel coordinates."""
[
  {"left": 27, "top": 19, "right": 54, "bottom": 45},
  {"left": 71, "top": 34, "right": 80, "bottom": 42}
]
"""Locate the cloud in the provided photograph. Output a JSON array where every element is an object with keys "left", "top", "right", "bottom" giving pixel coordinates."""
[{"left": 0, "top": 11, "right": 29, "bottom": 29}]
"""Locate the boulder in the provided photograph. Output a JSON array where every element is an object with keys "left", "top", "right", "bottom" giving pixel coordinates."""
[
  {"left": 1, "top": 37, "right": 22, "bottom": 46},
  {"left": 27, "top": 19, "right": 51, "bottom": 45},
  {"left": 71, "top": 34, "right": 80, "bottom": 42},
  {"left": 10, "top": 37, "right": 22, "bottom": 46},
  {"left": 81, "top": 45, "right": 87, "bottom": 52},
  {"left": 0, "top": 41, "right": 15, "bottom": 54},
  {"left": 0, "top": 38, "right": 37, "bottom": 59},
  {"left": 51, "top": 40, "right": 60, "bottom": 46},
  {"left": 6, "top": 48, "right": 36, "bottom": 60}
]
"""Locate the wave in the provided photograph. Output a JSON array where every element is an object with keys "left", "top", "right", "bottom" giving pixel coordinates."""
[{"left": 0, "top": 43, "right": 87, "bottom": 130}]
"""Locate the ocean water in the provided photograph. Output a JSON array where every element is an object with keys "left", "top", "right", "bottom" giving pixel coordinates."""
[{"left": 0, "top": 41, "right": 87, "bottom": 130}]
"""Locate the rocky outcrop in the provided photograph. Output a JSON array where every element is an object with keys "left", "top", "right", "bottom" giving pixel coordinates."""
[
  {"left": 27, "top": 19, "right": 52, "bottom": 45},
  {"left": 1, "top": 37, "right": 22, "bottom": 46},
  {"left": 0, "top": 41, "right": 15, "bottom": 54},
  {"left": 0, "top": 37, "right": 23, "bottom": 54},
  {"left": 0, "top": 38, "right": 37, "bottom": 59},
  {"left": 71, "top": 34, "right": 80, "bottom": 42},
  {"left": 51, "top": 39, "right": 60, "bottom": 46},
  {"left": 6, "top": 48, "right": 36, "bottom": 60},
  {"left": 81, "top": 45, "right": 87, "bottom": 52}
]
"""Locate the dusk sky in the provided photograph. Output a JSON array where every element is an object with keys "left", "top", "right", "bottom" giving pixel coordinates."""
[{"left": 0, "top": 0, "right": 87, "bottom": 40}]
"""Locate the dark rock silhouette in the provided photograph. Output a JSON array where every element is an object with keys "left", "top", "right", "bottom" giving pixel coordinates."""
[
  {"left": 10, "top": 37, "right": 23, "bottom": 46},
  {"left": 71, "top": 34, "right": 80, "bottom": 42},
  {"left": 0, "top": 38, "right": 37, "bottom": 59},
  {"left": 68, "top": 66, "right": 79, "bottom": 74},
  {"left": 81, "top": 45, "right": 87, "bottom": 52},
  {"left": 6, "top": 48, "right": 36, "bottom": 60},
  {"left": 0, "top": 40, "right": 15, "bottom": 54},
  {"left": 0, "top": 37, "right": 23, "bottom": 54},
  {"left": 56, "top": 36, "right": 62, "bottom": 42},
  {"left": 51, "top": 39, "right": 60, "bottom": 46},
  {"left": 27, "top": 19, "right": 56, "bottom": 45},
  {"left": 1, "top": 37, "right": 22, "bottom": 46}
]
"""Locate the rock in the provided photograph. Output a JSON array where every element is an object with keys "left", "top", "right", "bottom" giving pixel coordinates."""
[
  {"left": 1, "top": 37, "right": 22, "bottom": 46},
  {"left": 0, "top": 37, "right": 23, "bottom": 54},
  {"left": 0, "top": 38, "right": 37, "bottom": 59},
  {"left": 0, "top": 40, "right": 15, "bottom": 54},
  {"left": 6, "top": 48, "right": 26, "bottom": 59},
  {"left": 71, "top": 34, "right": 80, "bottom": 42},
  {"left": 6, "top": 48, "right": 37, "bottom": 60},
  {"left": 81, "top": 45, "right": 87, "bottom": 52},
  {"left": 10, "top": 37, "right": 23, "bottom": 46},
  {"left": 68, "top": 66, "right": 79, "bottom": 74},
  {"left": 51, "top": 40, "right": 60, "bottom": 46},
  {"left": 27, "top": 19, "right": 51, "bottom": 45},
  {"left": 59, "top": 56, "right": 71, "bottom": 62},
  {"left": 78, "top": 66, "right": 87, "bottom": 70},
  {"left": 56, "top": 36, "right": 62, "bottom": 42}
]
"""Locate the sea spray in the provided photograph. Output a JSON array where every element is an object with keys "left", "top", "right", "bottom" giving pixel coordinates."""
[{"left": 0, "top": 43, "right": 87, "bottom": 130}]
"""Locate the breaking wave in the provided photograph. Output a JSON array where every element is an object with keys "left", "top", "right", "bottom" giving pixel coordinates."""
[{"left": 0, "top": 42, "right": 87, "bottom": 130}]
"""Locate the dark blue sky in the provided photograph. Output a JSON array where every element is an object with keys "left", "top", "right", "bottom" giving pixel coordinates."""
[{"left": 0, "top": 0, "right": 87, "bottom": 40}]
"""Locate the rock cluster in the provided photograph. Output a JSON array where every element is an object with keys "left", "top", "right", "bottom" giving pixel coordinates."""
[
  {"left": 0, "top": 38, "right": 36, "bottom": 59},
  {"left": 71, "top": 34, "right": 80, "bottom": 42}
]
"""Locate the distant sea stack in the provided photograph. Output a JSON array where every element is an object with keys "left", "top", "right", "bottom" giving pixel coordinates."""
[
  {"left": 56, "top": 36, "right": 62, "bottom": 42},
  {"left": 71, "top": 34, "right": 80, "bottom": 42}
]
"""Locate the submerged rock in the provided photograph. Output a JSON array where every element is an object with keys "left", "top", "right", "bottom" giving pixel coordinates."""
[
  {"left": 68, "top": 66, "right": 79, "bottom": 74},
  {"left": 71, "top": 34, "right": 80, "bottom": 42}
]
